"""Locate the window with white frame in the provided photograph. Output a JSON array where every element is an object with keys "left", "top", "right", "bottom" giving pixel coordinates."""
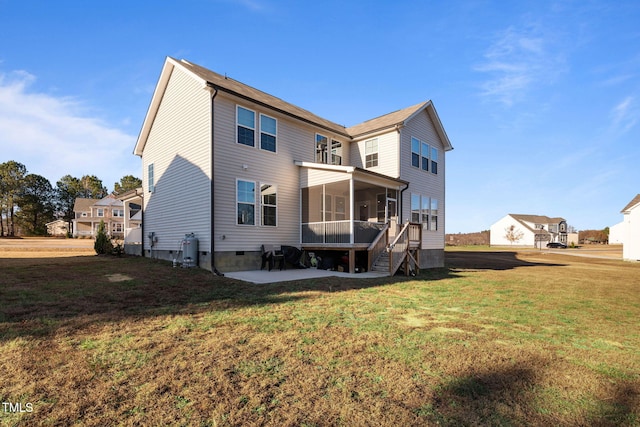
[
  {"left": 411, "top": 137, "right": 420, "bottom": 168},
  {"left": 148, "top": 163, "right": 155, "bottom": 193},
  {"left": 97, "top": 208, "right": 104, "bottom": 217},
  {"left": 237, "top": 180, "right": 256, "bottom": 225},
  {"left": 237, "top": 106, "right": 255, "bottom": 147},
  {"left": 113, "top": 223, "right": 123, "bottom": 233},
  {"left": 113, "top": 209, "right": 124, "bottom": 218},
  {"left": 331, "top": 140, "right": 342, "bottom": 165},
  {"left": 411, "top": 194, "right": 421, "bottom": 223},
  {"left": 260, "top": 114, "right": 277, "bottom": 152},
  {"left": 316, "top": 134, "right": 328, "bottom": 163},
  {"left": 431, "top": 146, "right": 438, "bottom": 174},
  {"left": 430, "top": 198, "right": 438, "bottom": 231},
  {"left": 421, "top": 196, "right": 430, "bottom": 228},
  {"left": 421, "top": 141, "right": 429, "bottom": 171},
  {"left": 365, "top": 138, "right": 378, "bottom": 168},
  {"left": 261, "top": 184, "right": 277, "bottom": 226}
]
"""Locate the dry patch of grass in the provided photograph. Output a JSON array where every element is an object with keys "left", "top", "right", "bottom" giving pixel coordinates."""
[{"left": 1, "top": 250, "right": 639, "bottom": 426}]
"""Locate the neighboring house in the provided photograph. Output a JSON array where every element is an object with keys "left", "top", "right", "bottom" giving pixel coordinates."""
[
  {"left": 490, "top": 214, "right": 568, "bottom": 247},
  {"left": 45, "top": 219, "right": 68, "bottom": 236},
  {"left": 609, "top": 221, "right": 625, "bottom": 245},
  {"left": 72, "top": 194, "right": 126, "bottom": 238},
  {"left": 117, "top": 188, "right": 143, "bottom": 255},
  {"left": 134, "top": 57, "right": 453, "bottom": 274},
  {"left": 618, "top": 194, "right": 640, "bottom": 261}
]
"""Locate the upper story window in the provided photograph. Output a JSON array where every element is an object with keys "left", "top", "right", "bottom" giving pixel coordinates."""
[
  {"left": 148, "top": 163, "right": 155, "bottom": 193},
  {"left": 411, "top": 136, "right": 438, "bottom": 175},
  {"left": 260, "top": 114, "right": 277, "bottom": 153},
  {"left": 365, "top": 138, "right": 378, "bottom": 168},
  {"left": 113, "top": 209, "right": 124, "bottom": 218},
  {"left": 315, "top": 134, "right": 342, "bottom": 165},
  {"left": 316, "top": 134, "right": 328, "bottom": 163},
  {"left": 237, "top": 106, "right": 256, "bottom": 147},
  {"left": 411, "top": 137, "right": 420, "bottom": 168},
  {"left": 96, "top": 208, "right": 105, "bottom": 217},
  {"left": 431, "top": 147, "right": 438, "bottom": 174},
  {"left": 331, "top": 140, "right": 342, "bottom": 165}
]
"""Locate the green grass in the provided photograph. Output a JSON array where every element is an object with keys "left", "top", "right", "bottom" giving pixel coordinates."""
[{"left": 0, "top": 250, "right": 639, "bottom": 425}]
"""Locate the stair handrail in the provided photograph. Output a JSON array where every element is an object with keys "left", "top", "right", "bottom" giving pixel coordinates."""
[
  {"left": 388, "top": 221, "right": 411, "bottom": 274},
  {"left": 367, "top": 222, "right": 389, "bottom": 271}
]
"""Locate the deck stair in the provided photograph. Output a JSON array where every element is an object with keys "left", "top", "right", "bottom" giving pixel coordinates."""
[{"left": 368, "top": 222, "right": 422, "bottom": 275}]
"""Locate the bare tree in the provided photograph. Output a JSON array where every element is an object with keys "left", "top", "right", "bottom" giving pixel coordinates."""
[{"left": 504, "top": 225, "right": 524, "bottom": 245}]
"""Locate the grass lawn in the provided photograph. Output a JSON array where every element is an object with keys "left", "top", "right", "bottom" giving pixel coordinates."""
[{"left": 1, "top": 248, "right": 639, "bottom": 426}]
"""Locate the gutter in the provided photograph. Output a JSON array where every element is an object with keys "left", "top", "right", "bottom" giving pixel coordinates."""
[{"left": 206, "top": 83, "right": 224, "bottom": 276}]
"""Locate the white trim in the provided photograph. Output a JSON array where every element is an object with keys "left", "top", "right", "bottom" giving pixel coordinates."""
[
  {"left": 236, "top": 178, "right": 257, "bottom": 226},
  {"left": 260, "top": 182, "right": 277, "bottom": 227},
  {"left": 259, "top": 113, "right": 278, "bottom": 153},
  {"left": 236, "top": 105, "right": 256, "bottom": 148}
]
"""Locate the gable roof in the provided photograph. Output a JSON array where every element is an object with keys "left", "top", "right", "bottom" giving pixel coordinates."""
[
  {"left": 510, "top": 214, "right": 565, "bottom": 224},
  {"left": 346, "top": 101, "right": 453, "bottom": 151},
  {"left": 73, "top": 198, "right": 95, "bottom": 212},
  {"left": 135, "top": 57, "right": 454, "bottom": 155},
  {"left": 621, "top": 194, "right": 640, "bottom": 213}
]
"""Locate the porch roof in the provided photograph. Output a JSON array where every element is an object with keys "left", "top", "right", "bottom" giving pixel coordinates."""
[{"left": 294, "top": 161, "right": 408, "bottom": 189}]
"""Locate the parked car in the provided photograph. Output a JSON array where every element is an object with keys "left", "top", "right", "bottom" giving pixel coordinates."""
[{"left": 546, "top": 242, "right": 567, "bottom": 249}]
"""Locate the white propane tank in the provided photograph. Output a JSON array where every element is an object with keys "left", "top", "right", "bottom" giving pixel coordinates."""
[{"left": 182, "top": 233, "right": 199, "bottom": 267}]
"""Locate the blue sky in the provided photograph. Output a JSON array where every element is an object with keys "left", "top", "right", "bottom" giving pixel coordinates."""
[{"left": 1, "top": 0, "right": 638, "bottom": 233}]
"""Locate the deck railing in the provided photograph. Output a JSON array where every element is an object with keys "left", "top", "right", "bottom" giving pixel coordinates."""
[{"left": 302, "top": 221, "right": 385, "bottom": 245}]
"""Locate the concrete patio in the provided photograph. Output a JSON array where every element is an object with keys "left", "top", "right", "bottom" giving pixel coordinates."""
[{"left": 224, "top": 267, "right": 389, "bottom": 284}]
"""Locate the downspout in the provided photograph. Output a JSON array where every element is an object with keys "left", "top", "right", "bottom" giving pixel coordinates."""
[
  {"left": 207, "top": 83, "right": 224, "bottom": 276},
  {"left": 399, "top": 182, "right": 409, "bottom": 223}
]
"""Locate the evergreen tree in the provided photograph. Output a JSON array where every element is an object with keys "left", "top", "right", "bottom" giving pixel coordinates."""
[{"left": 94, "top": 220, "right": 112, "bottom": 255}]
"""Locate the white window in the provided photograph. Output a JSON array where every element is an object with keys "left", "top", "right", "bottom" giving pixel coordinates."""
[
  {"left": 421, "top": 141, "right": 430, "bottom": 171},
  {"left": 97, "top": 208, "right": 104, "bottom": 217},
  {"left": 260, "top": 114, "right": 277, "bottom": 152},
  {"left": 113, "top": 223, "right": 123, "bottom": 233},
  {"left": 237, "top": 180, "right": 256, "bottom": 225},
  {"left": 148, "top": 163, "right": 155, "bottom": 193},
  {"left": 431, "top": 198, "right": 438, "bottom": 231},
  {"left": 113, "top": 209, "right": 124, "bottom": 218},
  {"left": 365, "top": 138, "right": 378, "bottom": 168},
  {"left": 421, "top": 196, "right": 430, "bottom": 228},
  {"left": 237, "top": 106, "right": 255, "bottom": 147},
  {"left": 260, "top": 184, "right": 277, "bottom": 226},
  {"left": 411, "top": 137, "right": 420, "bottom": 168},
  {"left": 411, "top": 194, "right": 420, "bottom": 223},
  {"left": 431, "top": 147, "right": 438, "bottom": 174},
  {"left": 316, "top": 134, "right": 328, "bottom": 163},
  {"left": 331, "top": 140, "right": 342, "bottom": 165}
]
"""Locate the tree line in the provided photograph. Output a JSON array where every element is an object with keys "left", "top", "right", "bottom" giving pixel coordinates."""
[{"left": 0, "top": 160, "right": 141, "bottom": 237}]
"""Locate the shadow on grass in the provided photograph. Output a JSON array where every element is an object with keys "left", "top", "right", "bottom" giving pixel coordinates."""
[
  {"left": 424, "top": 356, "right": 639, "bottom": 426},
  {"left": 445, "top": 251, "right": 566, "bottom": 271},
  {"left": 0, "top": 254, "right": 458, "bottom": 340},
  {"left": 0, "top": 249, "right": 569, "bottom": 341}
]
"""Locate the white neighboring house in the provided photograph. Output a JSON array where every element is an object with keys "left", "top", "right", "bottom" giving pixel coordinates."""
[
  {"left": 617, "top": 194, "right": 640, "bottom": 261},
  {"left": 490, "top": 214, "right": 568, "bottom": 247},
  {"left": 133, "top": 57, "right": 454, "bottom": 274}
]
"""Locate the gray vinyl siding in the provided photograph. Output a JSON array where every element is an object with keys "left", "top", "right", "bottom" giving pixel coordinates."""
[
  {"left": 350, "top": 130, "right": 399, "bottom": 178},
  {"left": 142, "top": 67, "right": 211, "bottom": 253},
  {"left": 399, "top": 110, "right": 446, "bottom": 250},
  {"left": 212, "top": 94, "right": 316, "bottom": 252}
]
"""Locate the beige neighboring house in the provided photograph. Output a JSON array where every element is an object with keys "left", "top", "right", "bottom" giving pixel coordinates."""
[
  {"left": 72, "top": 194, "right": 126, "bottom": 238},
  {"left": 117, "top": 188, "right": 143, "bottom": 255},
  {"left": 45, "top": 219, "right": 68, "bottom": 236}
]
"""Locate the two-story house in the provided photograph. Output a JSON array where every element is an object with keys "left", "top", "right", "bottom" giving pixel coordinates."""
[
  {"left": 490, "top": 214, "right": 568, "bottom": 247},
  {"left": 72, "top": 194, "right": 127, "bottom": 238},
  {"left": 134, "top": 57, "right": 453, "bottom": 274}
]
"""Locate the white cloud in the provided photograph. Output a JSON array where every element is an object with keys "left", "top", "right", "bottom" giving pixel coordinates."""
[
  {"left": 610, "top": 96, "right": 638, "bottom": 135},
  {"left": 0, "top": 69, "right": 139, "bottom": 190},
  {"left": 475, "top": 24, "right": 567, "bottom": 107}
]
